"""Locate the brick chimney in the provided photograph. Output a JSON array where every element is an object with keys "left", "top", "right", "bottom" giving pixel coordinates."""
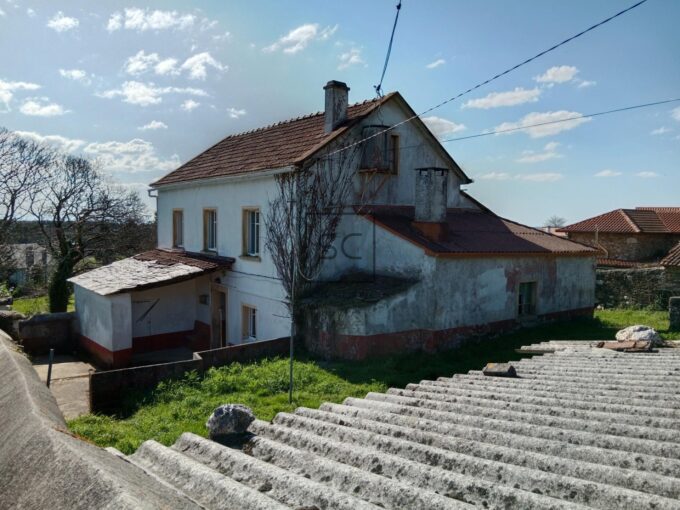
[
  {"left": 412, "top": 167, "right": 449, "bottom": 242},
  {"left": 323, "top": 80, "right": 349, "bottom": 133}
]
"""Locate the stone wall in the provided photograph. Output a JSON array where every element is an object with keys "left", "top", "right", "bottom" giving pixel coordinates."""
[
  {"left": 568, "top": 232, "right": 680, "bottom": 262},
  {"left": 596, "top": 266, "right": 680, "bottom": 309},
  {"left": 18, "top": 311, "right": 76, "bottom": 355}
]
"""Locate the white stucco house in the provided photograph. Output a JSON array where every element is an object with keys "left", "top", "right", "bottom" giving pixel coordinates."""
[{"left": 70, "top": 80, "right": 597, "bottom": 367}]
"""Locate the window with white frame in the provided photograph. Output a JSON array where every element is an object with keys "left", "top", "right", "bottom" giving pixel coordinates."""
[
  {"left": 241, "top": 305, "right": 257, "bottom": 341},
  {"left": 203, "top": 208, "right": 217, "bottom": 251},
  {"left": 172, "top": 210, "right": 184, "bottom": 248},
  {"left": 243, "top": 209, "right": 260, "bottom": 256}
]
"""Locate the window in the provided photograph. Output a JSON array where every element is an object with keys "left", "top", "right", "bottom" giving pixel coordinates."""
[
  {"left": 241, "top": 305, "right": 257, "bottom": 341},
  {"left": 359, "top": 125, "right": 399, "bottom": 174},
  {"left": 172, "top": 210, "right": 184, "bottom": 248},
  {"left": 518, "top": 282, "right": 537, "bottom": 316},
  {"left": 203, "top": 208, "right": 217, "bottom": 251},
  {"left": 243, "top": 208, "right": 260, "bottom": 257}
]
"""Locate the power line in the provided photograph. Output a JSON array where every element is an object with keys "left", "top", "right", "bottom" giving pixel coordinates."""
[
  {"left": 326, "top": 0, "right": 649, "bottom": 159},
  {"left": 375, "top": 1, "right": 403, "bottom": 98}
]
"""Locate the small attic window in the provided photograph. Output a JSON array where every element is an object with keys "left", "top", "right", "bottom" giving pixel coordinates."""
[{"left": 360, "top": 125, "right": 398, "bottom": 174}]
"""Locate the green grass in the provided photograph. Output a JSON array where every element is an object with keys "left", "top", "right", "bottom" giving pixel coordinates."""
[
  {"left": 68, "top": 309, "right": 678, "bottom": 454},
  {"left": 12, "top": 294, "right": 75, "bottom": 316}
]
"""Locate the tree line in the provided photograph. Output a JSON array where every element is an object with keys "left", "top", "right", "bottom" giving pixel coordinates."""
[{"left": 0, "top": 127, "right": 155, "bottom": 312}]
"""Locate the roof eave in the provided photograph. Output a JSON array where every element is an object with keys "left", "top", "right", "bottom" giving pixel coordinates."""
[{"left": 150, "top": 166, "right": 295, "bottom": 190}]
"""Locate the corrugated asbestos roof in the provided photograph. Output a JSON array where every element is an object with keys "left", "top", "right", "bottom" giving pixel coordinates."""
[
  {"left": 362, "top": 205, "right": 597, "bottom": 256},
  {"left": 68, "top": 249, "right": 233, "bottom": 295},
  {"left": 560, "top": 207, "right": 680, "bottom": 234},
  {"left": 152, "top": 95, "right": 394, "bottom": 187},
  {"left": 122, "top": 342, "right": 680, "bottom": 509},
  {"left": 662, "top": 241, "right": 680, "bottom": 267}
]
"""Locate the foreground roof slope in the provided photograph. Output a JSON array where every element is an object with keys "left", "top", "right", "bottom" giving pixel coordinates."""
[
  {"left": 662, "top": 241, "right": 680, "bottom": 267},
  {"left": 152, "top": 95, "right": 394, "bottom": 187},
  {"left": 363, "top": 205, "right": 597, "bottom": 256},
  {"left": 560, "top": 207, "right": 680, "bottom": 234},
  {"left": 124, "top": 342, "right": 680, "bottom": 509}
]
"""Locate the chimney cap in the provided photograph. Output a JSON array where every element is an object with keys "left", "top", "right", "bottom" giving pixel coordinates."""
[{"left": 324, "top": 80, "right": 350, "bottom": 91}]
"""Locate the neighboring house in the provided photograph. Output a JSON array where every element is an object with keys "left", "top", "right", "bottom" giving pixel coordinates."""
[
  {"left": 70, "top": 80, "right": 597, "bottom": 367},
  {"left": 558, "top": 207, "right": 680, "bottom": 267},
  {"left": 7, "top": 243, "right": 51, "bottom": 287}
]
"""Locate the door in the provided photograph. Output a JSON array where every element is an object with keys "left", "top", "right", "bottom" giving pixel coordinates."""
[{"left": 211, "top": 288, "right": 228, "bottom": 348}]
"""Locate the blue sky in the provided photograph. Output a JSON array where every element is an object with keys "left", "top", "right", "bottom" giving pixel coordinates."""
[{"left": 0, "top": 0, "right": 678, "bottom": 226}]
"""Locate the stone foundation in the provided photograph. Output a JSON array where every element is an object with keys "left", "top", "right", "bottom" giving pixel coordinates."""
[{"left": 596, "top": 267, "right": 680, "bottom": 309}]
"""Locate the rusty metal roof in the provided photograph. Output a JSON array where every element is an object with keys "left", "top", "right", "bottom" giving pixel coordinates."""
[
  {"left": 362, "top": 205, "right": 597, "bottom": 256},
  {"left": 69, "top": 249, "right": 233, "bottom": 295},
  {"left": 560, "top": 207, "right": 680, "bottom": 234}
]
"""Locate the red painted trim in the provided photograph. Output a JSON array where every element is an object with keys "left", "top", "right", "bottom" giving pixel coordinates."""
[
  {"left": 132, "top": 330, "right": 190, "bottom": 354},
  {"left": 78, "top": 334, "right": 132, "bottom": 369},
  {"left": 308, "top": 306, "right": 594, "bottom": 360}
]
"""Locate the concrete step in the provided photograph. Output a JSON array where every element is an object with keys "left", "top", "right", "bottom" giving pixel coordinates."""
[
  {"left": 434, "top": 376, "right": 680, "bottom": 407},
  {"left": 382, "top": 388, "right": 680, "bottom": 439},
  {"left": 249, "top": 419, "right": 586, "bottom": 509},
  {"left": 172, "top": 432, "right": 380, "bottom": 510},
  {"left": 344, "top": 396, "right": 680, "bottom": 460},
  {"left": 129, "top": 440, "right": 291, "bottom": 510},
  {"left": 405, "top": 382, "right": 680, "bottom": 420},
  {"left": 246, "top": 427, "right": 475, "bottom": 510},
  {"left": 319, "top": 401, "right": 680, "bottom": 479},
  {"left": 290, "top": 406, "right": 680, "bottom": 503}
]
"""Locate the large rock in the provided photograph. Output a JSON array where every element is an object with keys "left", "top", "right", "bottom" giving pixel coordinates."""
[
  {"left": 206, "top": 404, "right": 255, "bottom": 439},
  {"left": 615, "top": 325, "right": 662, "bottom": 346}
]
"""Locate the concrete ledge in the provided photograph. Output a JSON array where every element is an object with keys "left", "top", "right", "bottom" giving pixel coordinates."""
[{"left": 0, "top": 329, "right": 199, "bottom": 509}]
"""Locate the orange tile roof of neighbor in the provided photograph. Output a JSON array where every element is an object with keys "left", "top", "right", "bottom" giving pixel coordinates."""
[
  {"left": 362, "top": 206, "right": 597, "bottom": 256},
  {"left": 661, "top": 242, "right": 680, "bottom": 267},
  {"left": 559, "top": 207, "right": 680, "bottom": 234},
  {"left": 152, "top": 95, "right": 395, "bottom": 187}
]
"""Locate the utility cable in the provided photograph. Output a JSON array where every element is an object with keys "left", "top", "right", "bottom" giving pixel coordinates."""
[{"left": 375, "top": 0, "right": 403, "bottom": 97}]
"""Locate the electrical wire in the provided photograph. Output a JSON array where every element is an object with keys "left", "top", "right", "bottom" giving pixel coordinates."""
[
  {"left": 375, "top": 0, "right": 403, "bottom": 97},
  {"left": 326, "top": 0, "right": 649, "bottom": 159}
]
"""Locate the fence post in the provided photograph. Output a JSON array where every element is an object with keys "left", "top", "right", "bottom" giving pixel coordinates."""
[{"left": 46, "top": 348, "right": 54, "bottom": 388}]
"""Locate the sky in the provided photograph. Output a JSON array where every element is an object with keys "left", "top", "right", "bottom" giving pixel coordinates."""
[{"left": 0, "top": 0, "right": 678, "bottom": 226}]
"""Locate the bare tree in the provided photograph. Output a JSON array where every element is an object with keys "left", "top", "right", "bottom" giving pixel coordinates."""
[
  {"left": 544, "top": 215, "right": 567, "bottom": 228},
  {"left": 0, "top": 128, "right": 54, "bottom": 281},
  {"left": 30, "top": 154, "right": 148, "bottom": 311}
]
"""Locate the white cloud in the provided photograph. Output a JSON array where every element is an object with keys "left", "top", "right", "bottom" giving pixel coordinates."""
[
  {"left": 19, "top": 97, "right": 69, "bottom": 117},
  {"left": 0, "top": 79, "right": 41, "bottom": 110},
  {"left": 494, "top": 110, "right": 591, "bottom": 138},
  {"left": 155, "top": 58, "right": 179, "bottom": 76},
  {"left": 263, "top": 23, "right": 337, "bottom": 54},
  {"left": 15, "top": 130, "right": 85, "bottom": 153},
  {"left": 422, "top": 116, "right": 466, "bottom": 139},
  {"left": 181, "top": 99, "right": 200, "bottom": 112},
  {"left": 672, "top": 107, "right": 680, "bottom": 122},
  {"left": 462, "top": 87, "right": 541, "bottom": 109},
  {"left": 212, "top": 31, "right": 231, "bottom": 43},
  {"left": 478, "top": 172, "right": 563, "bottom": 182},
  {"left": 58, "top": 68, "right": 91, "bottom": 85},
  {"left": 226, "top": 107, "right": 246, "bottom": 119},
  {"left": 26, "top": 8, "right": 36, "bottom": 17},
  {"left": 337, "top": 48, "right": 365, "bottom": 70},
  {"left": 97, "top": 81, "right": 207, "bottom": 107},
  {"left": 47, "top": 11, "right": 79, "bottom": 32},
  {"left": 516, "top": 141, "right": 563, "bottom": 163},
  {"left": 180, "top": 52, "right": 226, "bottom": 80},
  {"left": 107, "top": 8, "right": 195, "bottom": 32},
  {"left": 426, "top": 58, "right": 445, "bottom": 69},
  {"left": 635, "top": 171, "right": 659, "bottom": 178},
  {"left": 125, "top": 50, "right": 160, "bottom": 75},
  {"left": 0, "top": 8, "right": 5, "bottom": 17},
  {"left": 651, "top": 126, "right": 671, "bottom": 135},
  {"left": 138, "top": 120, "right": 168, "bottom": 131},
  {"left": 577, "top": 80, "right": 597, "bottom": 88},
  {"left": 84, "top": 139, "right": 180, "bottom": 174},
  {"left": 534, "top": 65, "right": 579, "bottom": 84},
  {"left": 594, "top": 169, "right": 622, "bottom": 178}
]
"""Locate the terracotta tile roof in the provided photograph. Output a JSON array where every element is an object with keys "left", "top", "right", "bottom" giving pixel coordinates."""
[
  {"left": 661, "top": 241, "right": 680, "bottom": 267},
  {"left": 559, "top": 207, "right": 680, "bottom": 234},
  {"left": 361, "top": 205, "right": 597, "bottom": 256},
  {"left": 69, "top": 249, "right": 233, "bottom": 295},
  {"left": 152, "top": 95, "right": 394, "bottom": 187},
  {"left": 596, "top": 258, "right": 647, "bottom": 268}
]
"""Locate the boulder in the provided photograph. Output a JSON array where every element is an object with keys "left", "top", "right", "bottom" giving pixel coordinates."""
[
  {"left": 206, "top": 404, "right": 255, "bottom": 439},
  {"left": 615, "top": 325, "right": 662, "bottom": 346}
]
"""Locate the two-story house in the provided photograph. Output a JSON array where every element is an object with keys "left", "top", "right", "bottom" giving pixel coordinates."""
[{"left": 70, "top": 80, "right": 597, "bottom": 367}]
